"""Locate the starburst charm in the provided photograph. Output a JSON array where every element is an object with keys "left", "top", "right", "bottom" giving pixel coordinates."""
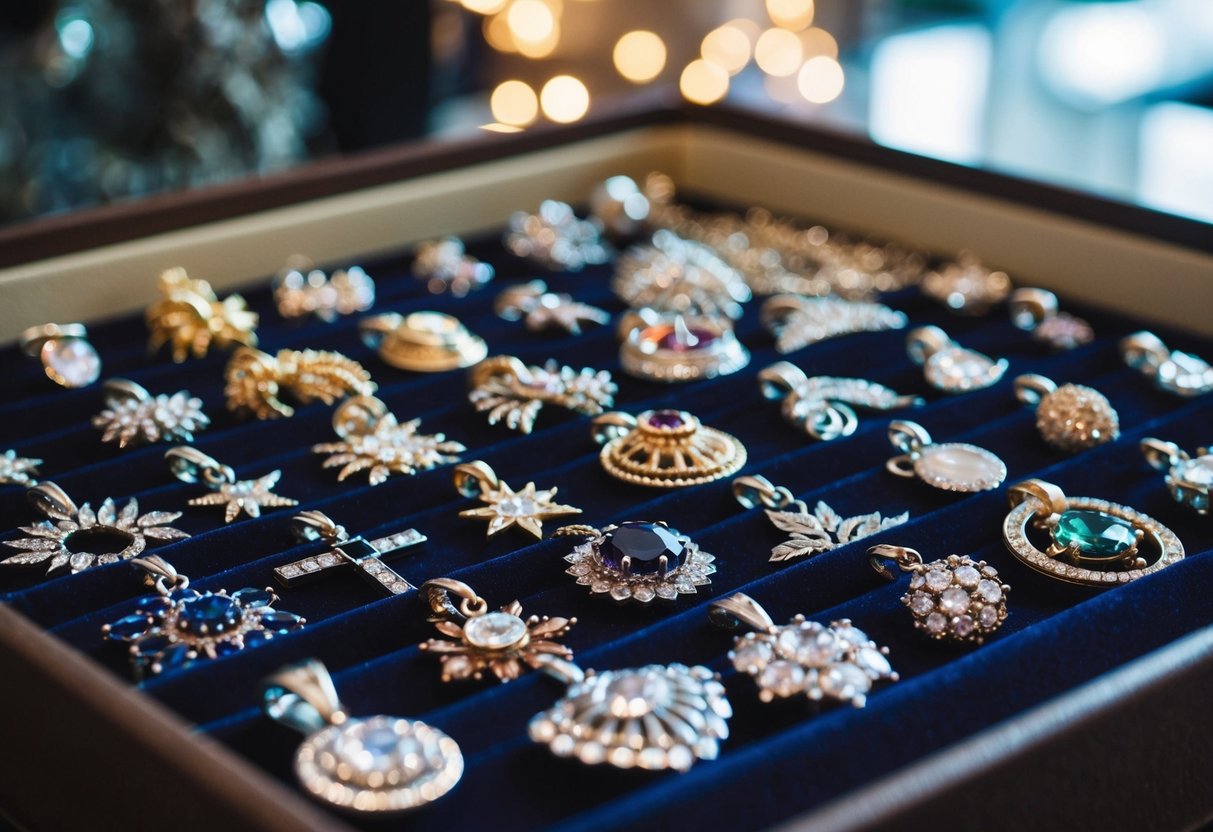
[
  {"left": 759, "top": 362, "right": 923, "bottom": 441},
  {"left": 0, "top": 450, "right": 41, "bottom": 486},
  {"left": 165, "top": 447, "right": 298, "bottom": 523},
  {"left": 494, "top": 280, "right": 610, "bottom": 335},
  {"left": 92, "top": 379, "right": 210, "bottom": 448},
  {"left": 146, "top": 267, "right": 258, "bottom": 362},
  {"left": 419, "top": 578, "right": 575, "bottom": 683},
  {"left": 453, "top": 461, "right": 581, "bottom": 539},
  {"left": 761, "top": 294, "right": 908, "bottom": 354},
  {"left": 225, "top": 346, "right": 375, "bottom": 420},
  {"left": 312, "top": 395, "right": 464, "bottom": 485},
  {"left": 273, "top": 257, "right": 375, "bottom": 321},
  {"left": 103, "top": 555, "right": 304, "bottom": 677},
  {"left": 469, "top": 355, "right": 616, "bottom": 434},
  {"left": 2, "top": 482, "right": 188, "bottom": 576},
  {"left": 557, "top": 521, "right": 715, "bottom": 604}
]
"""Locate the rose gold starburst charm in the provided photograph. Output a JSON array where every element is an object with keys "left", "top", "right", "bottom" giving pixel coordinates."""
[
  {"left": 1014, "top": 374, "right": 1119, "bottom": 453},
  {"left": 146, "top": 268, "right": 258, "bottom": 362},
  {"left": 419, "top": 578, "right": 575, "bottom": 683}
]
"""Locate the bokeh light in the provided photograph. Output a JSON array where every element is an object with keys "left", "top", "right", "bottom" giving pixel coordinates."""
[
  {"left": 483, "top": 12, "right": 519, "bottom": 52},
  {"left": 491, "top": 80, "right": 539, "bottom": 126},
  {"left": 507, "top": 0, "right": 556, "bottom": 45},
  {"left": 755, "top": 27, "right": 803, "bottom": 77},
  {"left": 540, "top": 75, "right": 590, "bottom": 122},
  {"left": 766, "top": 0, "right": 814, "bottom": 32},
  {"left": 799, "top": 27, "right": 838, "bottom": 60},
  {"left": 701, "top": 24, "right": 752, "bottom": 75},
  {"left": 461, "top": 0, "right": 509, "bottom": 14},
  {"left": 797, "top": 55, "right": 845, "bottom": 103},
  {"left": 613, "top": 30, "right": 667, "bottom": 83},
  {"left": 680, "top": 59, "right": 730, "bottom": 105}
]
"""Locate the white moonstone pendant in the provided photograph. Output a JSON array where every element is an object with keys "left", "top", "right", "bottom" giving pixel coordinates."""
[
  {"left": 886, "top": 420, "right": 1007, "bottom": 492},
  {"left": 20, "top": 323, "right": 101, "bottom": 388}
]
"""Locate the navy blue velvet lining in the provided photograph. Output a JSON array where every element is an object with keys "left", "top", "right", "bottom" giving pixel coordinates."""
[{"left": 2, "top": 223, "right": 1211, "bottom": 832}]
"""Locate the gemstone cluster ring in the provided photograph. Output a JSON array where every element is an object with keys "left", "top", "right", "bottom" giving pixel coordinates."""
[{"left": 556, "top": 521, "right": 715, "bottom": 604}]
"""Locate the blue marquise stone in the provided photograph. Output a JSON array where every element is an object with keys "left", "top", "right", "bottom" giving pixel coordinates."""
[
  {"left": 131, "top": 632, "right": 173, "bottom": 658},
  {"left": 232, "top": 588, "right": 275, "bottom": 609},
  {"left": 258, "top": 610, "right": 304, "bottom": 633},
  {"left": 177, "top": 593, "right": 242, "bottom": 634},
  {"left": 155, "top": 642, "right": 192, "bottom": 672},
  {"left": 212, "top": 640, "right": 243, "bottom": 657},
  {"left": 243, "top": 630, "right": 272, "bottom": 647},
  {"left": 133, "top": 595, "right": 171, "bottom": 617},
  {"left": 106, "top": 613, "right": 152, "bottom": 641}
]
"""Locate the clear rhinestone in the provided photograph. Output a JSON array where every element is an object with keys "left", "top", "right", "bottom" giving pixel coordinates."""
[
  {"left": 924, "top": 570, "right": 952, "bottom": 592},
  {"left": 464, "top": 612, "right": 528, "bottom": 649},
  {"left": 732, "top": 638, "right": 774, "bottom": 673},
  {"left": 977, "top": 579, "right": 1002, "bottom": 603},
  {"left": 953, "top": 564, "right": 981, "bottom": 587},
  {"left": 44, "top": 338, "right": 101, "bottom": 388},
  {"left": 908, "top": 592, "right": 935, "bottom": 616},
  {"left": 978, "top": 605, "right": 1000, "bottom": 628},
  {"left": 776, "top": 624, "right": 837, "bottom": 667},
  {"left": 854, "top": 646, "right": 892, "bottom": 677},
  {"left": 632, "top": 585, "right": 656, "bottom": 603},
  {"left": 300, "top": 559, "right": 320, "bottom": 572},
  {"left": 758, "top": 660, "right": 805, "bottom": 697},
  {"left": 909, "top": 573, "right": 925, "bottom": 589},
  {"left": 953, "top": 615, "right": 975, "bottom": 638},
  {"left": 925, "top": 612, "right": 947, "bottom": 634},
  {"left": 939, "top": 587, "right": 971, "bottom": 615},
  {"left": 819, "top": 663, "right": 872, "bottom": 701}
]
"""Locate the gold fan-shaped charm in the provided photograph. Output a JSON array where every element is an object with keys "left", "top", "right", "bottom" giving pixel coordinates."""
[
  {"left": 591, "top": 409, "right": 746, "bottom": 488},
  {"left": 225, "top": 347, "right": 375, "bottom": 420},
  {"left": 146, "top": 268, "right": 258, "bottom": 362}
]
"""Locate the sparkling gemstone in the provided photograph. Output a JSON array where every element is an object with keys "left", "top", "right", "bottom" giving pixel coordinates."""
[
  {"left": 776, "top": 624, "right": 838, "bottom": 667},
  {"left": 953, "top": 565, "right": 981, "bottom": 587},
  {"left": 917, "top": 444, "right": 1006, "bottom": 491},
  {"left": 132, "top": 633, "right": 173, "bottom": 657},
  {"left": 495, "top": 495, "right": 538, "bottom": 517},
  {"left": 645, "top": 410, "right": 686, "bottom": 430},
  {"left": 977, "top": 579, "right": 1003, "bottom": 603},
  {"left": 939, "top": 587, "right": 971, "bottom": 615},
  {"left": 43, "top": 338, "right": 101, "bottom": 388},
  {"left": 647, "top": 325, "right": 717, "bottom": 352},
  {"left": 924, "top": 570, "right": 952, "bottom": 592},
  {"left": 953, "top": 615, "right": 975, "bottom": 638},
  {"left": 854, "top": 646, "right": 892, "bottom": 677},
  {"left": 908, "top": 592, "right": 935, "bottom": 616},
  {"left": 909, "top": 573, "right": 925, "bottom": 589},
  {"left": 1052, "top": 510, "right": 1137, "bottom": 558},
  {"left": 106, "top": 613, "right": 151, "bottom": 641},
  {"left": 155, "top": 642, "right": 192, "bottom": 670},
  {"left": 819, "top": 663, "right": 872, "bottom": 701},
  {"left": 925, "top": 612, "right": 947, "bottom": 634},
  {"left": 331, "top": 718, "right": 425, "bottom": 781},
  {"left": 759, "top": 661, "right": 806, "bottom": 697},
  {"left": 176, "top": 594, "right": 241, "bottom": 633},
  {"left": 464, "top": 612, "right": 528, "bottom": 650},
  {"left": 925, "top": 348, "right": 1005, "bottom": 391},
  {"left": 978, "top": 606, "right": 1001, "bottom": 628},
  {"left": 604, "top": 671, "right": 669, "bottom": 718},
  {"left": 259, "top": 610, "right": 305, "bottom": 632},
  {"left": 599, "top": 522, "right": 684, "bottom": 574},
  {"left": 1177, "top": 455, "right": 1213, "bottom": 487},
  {"left": 732, "top": 638, "right": 774, "bottom": 672},
  {"left": 833, "top": 623, "right": 870, "bottom": 646},
  {"left": 231, "top": 588, "right": 275, "bottom": 609}
]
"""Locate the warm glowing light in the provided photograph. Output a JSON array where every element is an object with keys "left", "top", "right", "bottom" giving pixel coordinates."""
[
  {"left": 725, "top": 17, "right": 763, "bottom": 44},
  {"left": 755, "top": 27, "right": 802, "bottom": 77},
  {"left": 613, "top": 30, "right": 667, "bottom": 83},
  {"left": 540, "top": 75, "right": 590, "bottom": 122},
  {"left": 799, "top": 26, "right": 837, "bottom": 59},
  {"left": 679, "top": 59, "right": 729, "bottom": 105},
  {"left": 766, "top": 0, "right": 814, "bottom": 31},
  {"left": 461, "top": 0, "right": 508, "bottom": 14},
  {"left": 701, "top": 25, "right": 752, "bottom": 75},
  {"left": 491, "top": 79, "right": 539, "bottom": 126},
  {"left": 797, "top": 55, "right": 845, "bottom": 103},
  {"left": 480, "top": 122, "right": 524, "bottom": 133},
  {"left": 515, "top": 22, "right": 560, "bottom": 57},
  {"left": 483, "top": 12, "right": 518, "bottom": 52},
  {"left": 507, "top": 0, "right": 556, "bottom": 44}
]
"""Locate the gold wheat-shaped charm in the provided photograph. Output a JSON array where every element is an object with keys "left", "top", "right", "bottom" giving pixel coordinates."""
[
  {"left": 146, "top": 268, "right": 258, "bottom": 362},
  {"left": 224, "top": 346, "right": 376, "bottom": 419}
]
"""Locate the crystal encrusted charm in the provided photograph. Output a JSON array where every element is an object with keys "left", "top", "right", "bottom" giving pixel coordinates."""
[
  {"left": 761, "top": 294, "right": 908, "bottom": 354},
  {"left": 557, "top": 521, "right": 715, "bottom": 604},
  {"left": 453, "top": 461, "right": 581, "bottom": 539},
  {"left": 1015, "top": 374, "right": 1119, "bottom": 453},
  {"left": 92, "top": 379, "right": 210, "bottom": 449},
  {"left": 1141, "top": 438, "right": 1213, "bottom": 515},
  {"left": 469, "top": 355, "right": 616, "bottom": 434},
  {"left": 907, "top": 325, "right": 1009, "bottom": 393}
]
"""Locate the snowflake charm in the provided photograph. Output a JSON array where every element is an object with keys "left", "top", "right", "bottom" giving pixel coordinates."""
[
  {"left": 764, "top": 500, "right": 909, "bottom": 563},
  {"left": 93, "top": 379, "right": 210, "bottom": 449},
  {"left": 469, "top": 356, "right": 616, "bottom": 434},
  {"left": 0, "top": 450, "right": 41, "bottom": 486}
]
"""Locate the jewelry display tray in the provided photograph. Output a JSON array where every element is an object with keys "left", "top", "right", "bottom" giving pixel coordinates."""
[{"left": 1, "top": 105, "right": 1211, "bottom": 832}]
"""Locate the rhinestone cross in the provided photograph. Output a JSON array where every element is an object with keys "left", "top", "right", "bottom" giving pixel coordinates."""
[{"left": 273, "top": 528, "right": 427, "bottom": 596}]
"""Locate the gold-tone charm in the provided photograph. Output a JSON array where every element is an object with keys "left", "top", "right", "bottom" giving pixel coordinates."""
[
  {"left": 165, "top": 447, "right": 298, "bottom": 523},
  {"left": 224, "top": 346, "right": 375, "bottom": 420},
  {"left": 453, "top": 461, "right": 580, "bottom": 539},
  {"left": 313, "top": 395, "right": 464, "bottom": 485},
  {"left": 146, "top": 267, "right": 258, "bottom": 362},
  {"left": 592, "top": 409, "right": 746, "bottom": 488},
  {"left": 1014, "top": 374, "right": 1119, "bottom": 452},
  {"left": 920, "top": 253, "right": 1012, "bottom": 314},
  {"left": 419, "top": 578, "right": 575, "bottom": 683},
  {"left": 273, "top": 257, "right": 375, "bottom": 321},
  {"left": 468, "top": 355, "right": 616, "bottom": 434},
  {"left": 359, "top": 311, "right": 487, "bottom": 372}
]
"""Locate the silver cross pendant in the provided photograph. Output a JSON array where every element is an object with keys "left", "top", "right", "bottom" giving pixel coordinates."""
[{"left": 274, "top": 510, "right": 427, "bottom": 596}]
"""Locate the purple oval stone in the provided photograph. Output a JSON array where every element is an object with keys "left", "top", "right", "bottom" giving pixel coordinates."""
[
  {"left": 599, "top": 522, "right": 684, "bottom": 574},
  {"left": 645, "top": 324, "right": 717, "bottom": 352},
  {"left": 646, "top": 410, "right": 685, "bottom": 429}
]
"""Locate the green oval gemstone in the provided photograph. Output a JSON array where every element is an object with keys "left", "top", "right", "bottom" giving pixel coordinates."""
[{"left": 1052, "top": 509, "right": 1137, "bottom": 559}]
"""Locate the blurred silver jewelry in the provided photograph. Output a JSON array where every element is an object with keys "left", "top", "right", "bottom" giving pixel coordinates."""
[
  {"left": 469, "top": 355, "right": 616, "bottom": 434},
  {"left": 1121, "top": 330, "right": 1213, "bottom": 397},
  {"left": 165, "top": 446, "right": 298, "bottom": 523},
  {"left": 494, "top": 280, "right": 610, "bottom": 335},
  {"left": 920, "top": 253, "right": 1012, "bottom": 314},
  {"left": 907, "top": 325, "right": 1009, "bottom": 393},
  {"left": 886, "top": 420, "right": 1006, "bottom": 492},
  {"left": 274, "top": 256, "right": 375, "bottom": 321},
  {"left": 555, "top": 521, "right": 715, "bottom": 604},
  {"left": 1008, "top": 287, "right": 1093, "bottom": 350},
  {"left": 20, "top": 322, "right": 100, "bottom": 388},
  {"left": 1141, "top": 438, "right": 1212, "bottom": 515},
  {"left": 93, "top": 379, "right": 210, "bottom": 448},
  {"left": 0, "top": 450, "right": 41, "bottom": 487},
  {"left": 359, "top": 311, "right": 486, "bottom": 372},
  {"left": 589, "top": 174, "right": 651, "bottom": 236},
  {"left": 593, "top": 409, "right": 746, "bottom": 488},
  {"left": 412, "top": 238, "right": 494, "bottom": 296},
  {"left": 504, "top": 200, "right": 610, "bottom": 271},
  {"left": 614, "top": 229, "right": 751, "bottom": 319},
  {"left": 618, "top": 311, "right": 749, "bottom": 383},
  {"left": 1014, "top": 374, "right": 1119, "bottom": 452},
  {"left": 759, "top": 361, "right": 923, "bottom": 441},
  {"left": 762, "top": 294, "right": 907, "bottom": 354}
]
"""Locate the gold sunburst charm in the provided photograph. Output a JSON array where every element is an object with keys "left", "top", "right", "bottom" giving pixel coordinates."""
[
  {"left": 419, "top": 579, "right": 575, "bottom": 683},
  {"left": 146, "top": 267, "right": 258, "bottom": 362},
  {"left": 225, "top": 346, "right": 375, "bottom": 420},
  {"left": 453, "top": 461, "right": 581, "bottom": 539}
]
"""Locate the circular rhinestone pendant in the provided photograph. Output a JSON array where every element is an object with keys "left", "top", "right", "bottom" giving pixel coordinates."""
[{"left": 463, "top": 611, "right": 529, "bottom": 650}]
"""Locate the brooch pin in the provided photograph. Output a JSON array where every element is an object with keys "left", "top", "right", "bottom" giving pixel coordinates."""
[
  {"left": 0, "top": 450, "right": 42, "bottom": 487},
  {"left": 528, "top": 655, "right": 731, "bottom": 771},
  {"left": 103, "top": 555, "right": 304, "bottom": 677},
  {"left": 886, "top": 420, "right": 1007, "bottom": 493},
  {"left": 758, "top": 362, "right": 923, "bottom": 441},
  {"left": 1002, "top": 478, "right": 1184, "bottom": 586},
  {"left": 614, "top": 230, "right": 751, "bottom": 319},
  {"left": 273, "top": 510, "right": 427, "bottom": 598},
  {"left": 733, "top": 475, "right": 908, "bottom": 563},
  {"left": 20, "top": 322, "right": 101, "bottom": 388},
  {"left": 618, "top": 311, "right": 750, "bottom": 383},
  {"left": 165, "top": 447, "right": 298, "bottom": 523},
  {"left": 312, "top": 395, "right": 464, "bottom": 485},
  {"left": 224, "top": 346, "right": 375, "bottom": 420},
  {"left": 1141, "top": 438, "right": 1212, "bottom": 515},
  {"left": 412, "top": 237, "right": 494, "bottom": 296},
  {"left": 592, "top": 409, "right": 746, "bottom": 488},
  {"left": 263, "top": 660, "right": 463, "bottom": 812},
  {"left": 920, "top": 253, "right": 1012, "bottom": 315},
  {"left": 504, "top": 200, "right": 611, "bottom": 271},
  {"left": 1014, "top": 374, "right": 1119, "bottom": 452},
  {"left": 273, "top": 257, "right": 375, "bottom": 321},
  {"left": 761, "top": 294, "right": 908, "bottom": 354},
  {"left": 92, "top": 379, "right": 210, "bottom": 449},
  {"left": 555, "top": 521, "right": 715, "bottom": 604},
  {"left": 907, "top": 325, "right": 1009, "bottom": 393},
  {"left": 868, "top": 544, "right": 1009, "bottom": 644},
  {"left": 419, "top": 578, "right": 575, "bottom": 683},
  {"left": 493, "top": 280, "right": 610, "bottom": 335},
  {"left": 453, "top": 461, "right": 580, "bottom": 539},
  {"left": 359, "top": 311, "right": 487, "bottom": 372},
  {"left": 1121, "top": 330, "right": 1213, "bottom": 397},
  {"left": 146, "top": 267, "right": 258, "bottom": 362},
  {"left": 2, "top": 482, "right": 188, "bottom": 575},
  {"left": 468, "top": 355, "right": 616, "bottom": 434},
  {"left": 1009, "top": 288, "right": 1093, "bottom": 350},
  {"left": 709, "top": 593, "right": 898, "bottom": 707}
]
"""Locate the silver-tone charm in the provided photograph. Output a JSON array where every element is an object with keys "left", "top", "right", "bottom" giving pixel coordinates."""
[
  {"left": 504, "top": 201, "right": 611, "bottom": 271},
  {"left": 556, "top": 521, "right": 715, "bottom": 604},
  {"left": 758, "top": 362, "right": 923, "bottom": 441},
  {"left": 412, "top": 237, "right": 494, "bottom": 296},
  {"left": 886, "top": 420, "right": 1007, "bottom": 492},
  {"left": 274, "top": 257, "right": 375, "bottom": 321},
  {"left": 1014, "top": 374, "right": 1119, "bottom": 453},
  {"left": 453, "top": 460, "right": 581, "bottom": 539},
  {"left": 1121, "top": 331, "right": 1213, "bottom": 397},
  {"left": 313, "top": 395, "right": 465, "bottom": 485},
  {"left": 907, "top": 325, "right": 1009, "bottom": 393},
  {"left": 528, "top": 655, "right": 730, "bottom": 771},
  {"left": 2, "top": 482, "right": 188, "bottom": 575},
  {"left": 733, "top": 475, "right": 908, "bottom": 563},
  {"left": 593, "top": 409, "right": 747, "bottom": 488},
  {"left": 762, "top": 294, "right": 908, "bottom": 354},
  {"left": 920, "top": 253, "right": 1012, "bottom": 314},
  {"left": 868, "top": 544, "right": 1009, "bottom": 644},
  {"left": 589, "top": 174, "right": 651, "bottom": 236},
  {"left": 469, "top": 355, "right": 616, "bottom": 434},
  {"left": 618, "top": 311, "right": 750, "bottom": 383},
  {"left": 273, "top": 510, "right": 427, "bottom": 597},
  {"left": 1141, "top": 438, "right": 1212, "bottom": 515},
  {"left": 0, "top": 450, "right": 41, "bottom": 487},
  {"left": 359, "top": 311, "right": 487, "bottom": 372},
  {"left": 710, "top": 593, "right": 897, "bottom": 707},
  {"left": 494, "top": 280, "right": 610, "bottom": 335},
  {"left": 263, "top": 659, "right": 463, "bottom": 812},
  {"left": 165, "top": 446, "right": 298, "bottom": 523},
  {"left": 1009, "top": 287, "right": 1093, "bottom": 350},
  {"left": 92, "top": 379, "right": 210, "bottom": 448},
  {"left": 614, "top": 230, "right": 752, "bottom": 319},
  {"left": 103, "top": 555, "right": 304, "bottom": 677},
  {"left": 20, "top": 322, "right": 101, "bottom": 388}
]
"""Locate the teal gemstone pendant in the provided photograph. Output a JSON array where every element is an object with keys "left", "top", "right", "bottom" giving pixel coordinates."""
[{"left": 1051, "top": 509, "right": 1141, "bottom": 563}]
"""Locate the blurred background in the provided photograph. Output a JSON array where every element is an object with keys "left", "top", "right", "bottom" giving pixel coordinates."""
[{"left": 1, "top": 0, "right": 1211, "bottom": 228}]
